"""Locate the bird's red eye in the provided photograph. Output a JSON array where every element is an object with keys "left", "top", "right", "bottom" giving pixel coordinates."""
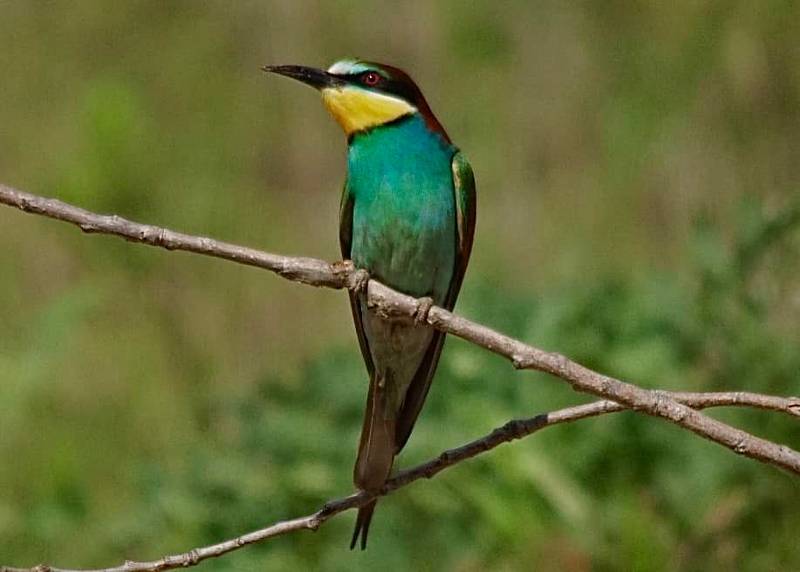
[{"left": 362, "top": 72, "right": 381, "bottom": 86}]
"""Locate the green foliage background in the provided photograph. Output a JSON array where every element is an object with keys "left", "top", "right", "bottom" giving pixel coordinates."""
[{"left": 1, "top": 2, "right": 799, "bottom": 570}]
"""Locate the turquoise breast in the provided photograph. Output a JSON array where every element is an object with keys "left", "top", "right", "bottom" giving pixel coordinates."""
[{"left": 347, "top": 115, "right": 457, "bottom": 303}]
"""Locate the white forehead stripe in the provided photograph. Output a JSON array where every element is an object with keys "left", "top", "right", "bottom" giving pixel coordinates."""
[{"left": 327, "top": 60, "right": 370, "bottom": 75}]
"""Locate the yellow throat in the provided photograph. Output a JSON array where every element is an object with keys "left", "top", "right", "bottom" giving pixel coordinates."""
[{"left": 322, "top": 86, "right": 416, "bottom": 135}]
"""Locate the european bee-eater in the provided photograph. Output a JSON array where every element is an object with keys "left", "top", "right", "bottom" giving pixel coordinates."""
[{"left": 264, "top": 59, "right": 476, "bottom": 549}]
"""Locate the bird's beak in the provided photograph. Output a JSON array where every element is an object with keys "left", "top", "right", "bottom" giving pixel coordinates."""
[{"left": 262, "top": 65, "right": 343, "bottom": 90}]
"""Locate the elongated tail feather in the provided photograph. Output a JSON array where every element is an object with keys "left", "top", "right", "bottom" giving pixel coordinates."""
[
  {"left": 351, "top": 373, "right": 395, "bottom": 549},
  {"left": 350, "top": 499, "right": 377, "bottom": 550}
]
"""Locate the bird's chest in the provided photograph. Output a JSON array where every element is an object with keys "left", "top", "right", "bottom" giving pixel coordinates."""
[{"left": 347, "top": 130, "right": 456, "bottom": 302}]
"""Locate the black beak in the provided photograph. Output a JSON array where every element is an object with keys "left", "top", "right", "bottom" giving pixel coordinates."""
[{"left": 262, "top": 65, "right": 343, "bottom": 90}]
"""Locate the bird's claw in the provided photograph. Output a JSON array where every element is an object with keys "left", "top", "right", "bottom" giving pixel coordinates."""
[
  {"left": 414, "top": 297, "right": 434, "bottom": 325},
  {"left": 333, "top": 260, "right": 370, "bottom": 294},
  {"left": 348, "top": 267, "right": 370, "bottom": 295},
  {"left": 331, "top": 259, "right": 353, "bottom": 284}
]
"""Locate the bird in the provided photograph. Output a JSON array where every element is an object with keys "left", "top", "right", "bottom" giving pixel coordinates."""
[{"left": 263, "top": 59, "right": 476, "bottom": 550}]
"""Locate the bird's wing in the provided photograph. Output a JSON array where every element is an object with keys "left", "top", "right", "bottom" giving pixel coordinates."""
[
  {"left": 444, "top": 151, "right": 477, "bottom": 309},
  {"left": 395, "top": 151, "right": 476, "bottom": 450},
  {"left": 340, "top": 183, "right": 375, "bottom": 378}
]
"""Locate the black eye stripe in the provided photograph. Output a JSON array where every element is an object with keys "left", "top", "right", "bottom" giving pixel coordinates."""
[
  {"left": 334, "top": 70, "right": 422, "bottom": 108},
  {"left": 382, "top": 79, "right": 418, "bottom": 104}
]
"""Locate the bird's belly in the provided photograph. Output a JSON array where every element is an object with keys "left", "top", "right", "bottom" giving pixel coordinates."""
[
  {"left": 359, "top": 309, "right": 434, "bottom": 414},
  {"left": 351, "top": 214, "right": 455, "bottom": 304},
  {"left": 345, "top": 117, "right": 457, "bottom": 407},
  {"left": 351, "top": 204, "right": 454, "bottom": 410}
]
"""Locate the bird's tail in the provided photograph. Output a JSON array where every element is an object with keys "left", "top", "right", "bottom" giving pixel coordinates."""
[
  {"left": 350, "top": 499, "right": 378, "bottom": 550},
  {"left": 350, "top": 373, "right": 395, "bottom": 550}
]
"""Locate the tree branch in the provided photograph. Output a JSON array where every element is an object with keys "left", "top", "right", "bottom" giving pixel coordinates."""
[
  {"left": 2, "top": 182, "right": 799, "bottom": 570},
  {"left": 3, "top": 183, "right": 798, "bottom": 474},
  {"left": 2, "top": 390, "right": 798, "bottom": 572},
  {"left": 1, "top": 182, "right": 799, "bottom": 476},
  {"left": 0, "top": 183, "right": 351, "bottom": 289}
]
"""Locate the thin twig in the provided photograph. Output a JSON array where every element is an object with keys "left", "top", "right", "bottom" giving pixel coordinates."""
[
  {"left": 2, "top": 390, "right": 798, "bottom": 572},
  {"left": 2, "top": 183, "right": 798, "bottom": 475}
]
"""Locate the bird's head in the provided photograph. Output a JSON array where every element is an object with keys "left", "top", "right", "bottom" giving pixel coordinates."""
[{"left": 263, "top": 59, "right": 449, "bottom": 142}]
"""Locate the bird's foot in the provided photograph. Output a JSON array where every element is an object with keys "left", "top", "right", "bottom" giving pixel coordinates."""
[
  {"left": 333, "top": 260, "right": 370, "bottom": 294},
  {"left": 414, "top": 296, "right": 434, "bottom": 325},
  {"left": 347, "top": 267, "right": 371, "bottom": 295}
]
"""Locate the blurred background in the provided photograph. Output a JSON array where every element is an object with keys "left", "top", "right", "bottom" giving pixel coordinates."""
[{"left": 1, "top": 1, "right": 799, "bottom": 570}]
